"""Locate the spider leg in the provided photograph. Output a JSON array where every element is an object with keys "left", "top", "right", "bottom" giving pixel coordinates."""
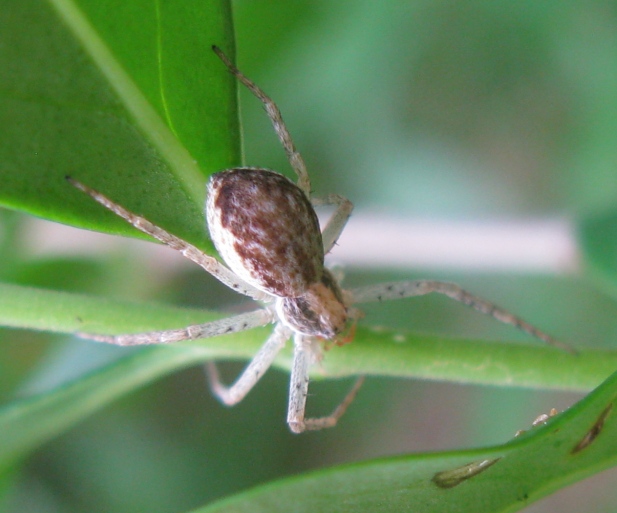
[
  {"left": 312, "top": 194, "right": 354, "bottom": 254},
  {"left": 75, "top": 308, "right": 272, "bottom": 346},
  {"left": 207, "top": 321, "right": 291, "bottom": 405},
  {"left": 212, "top": 46, "right": 311, "bottom": 195},
  {"left": 287, "top": 333, "right": 365, "bottom": 433},
  {"left": 350, "top": 280, "right": 574, "bottom": 352},
  {"left": 67, "top": 177, "right": 269, "bottom": 302}
]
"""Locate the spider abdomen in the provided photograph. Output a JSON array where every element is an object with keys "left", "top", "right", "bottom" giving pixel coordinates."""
[{"left": 206, "top": 168, "right": 324, "bottom": 298}]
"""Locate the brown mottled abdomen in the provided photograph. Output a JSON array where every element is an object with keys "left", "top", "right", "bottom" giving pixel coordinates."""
[{"left": 206, "top": 168, "right": 324, "bottom": 298}]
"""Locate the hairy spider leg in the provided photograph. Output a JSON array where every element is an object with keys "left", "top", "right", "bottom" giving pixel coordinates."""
[
  {"left": 213, "top": 45, "right": 311, "bottom": 195},
  {"left": 206, "top": 322, "right": 291, "bottom": 405},
  {"left": 204, "top": 188, "right": 363, "bottom": 431},
  {"left": 214, "top": 47, "right": 355, "bottom": 256},
  {"left": 205, "top": 191, "right": 362, "bottom": 430},
  {"left": 209, "top": 48, "right": 365, "bottom": 431},
  {"left": 67, "top": 177, "right": 268, "bottom": 303},
  {"left": 287, "top": 333, "right": 365, "bottom": 433},
  {"left": 282, "top": 189, "right": 363, "bottom": 432},
  {"left": 312, "top": 194, "right": 355, "bottom": 254},
  {"left": 66, "top": 45, "right": 573, "bottom": 433},
  {"left": 75, "top": 308, "right": 273, "bottom": 346},
  {"left": 350, "top": 280, "right": 575, "bottom": 353}
]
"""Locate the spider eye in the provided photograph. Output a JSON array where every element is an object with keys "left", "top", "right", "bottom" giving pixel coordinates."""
[{"left": 277, "top": 275, "right": 348, "bottom": 339}]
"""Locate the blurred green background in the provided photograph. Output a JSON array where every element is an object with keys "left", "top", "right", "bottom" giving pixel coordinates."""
[{"left": 3, "top": 1, "right": 617, "bottom": 512}]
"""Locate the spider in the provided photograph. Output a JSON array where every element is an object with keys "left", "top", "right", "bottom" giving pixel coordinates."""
[{"left": 67, "top": 46, "right": 568, "bottom": 433}]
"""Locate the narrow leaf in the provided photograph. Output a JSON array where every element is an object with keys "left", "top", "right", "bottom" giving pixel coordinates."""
[{"left": 192, "top": 369, "right": 617, "bottom": 513}]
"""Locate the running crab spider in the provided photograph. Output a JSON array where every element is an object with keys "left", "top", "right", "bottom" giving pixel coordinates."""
[{"left": 67, "top": 46, "right": 570, "bottom": 434}]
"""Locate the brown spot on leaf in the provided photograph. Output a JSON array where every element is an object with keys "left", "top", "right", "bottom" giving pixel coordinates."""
[
  {"left": 572, "top": 403, "right": 613, "bottom": 454},
  {"left": 433, "top": 458, "right": 501, "bottom": 489}
]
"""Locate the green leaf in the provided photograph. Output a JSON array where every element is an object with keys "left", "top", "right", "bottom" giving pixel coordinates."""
[
  {"left": 0, "top": 0, "right": 238, "bottom": 249},
  {"left": 1, "top": 282, "right": 616, "bottom": 392},
  {"left": 1, "top": 281, "right": 616, "bottom": 474},
  {"left": 0, "top": 344, "right": 212, "bottom": 471},
  {"left": 193, "top": 369, "right": 617, "bottom": 513}
]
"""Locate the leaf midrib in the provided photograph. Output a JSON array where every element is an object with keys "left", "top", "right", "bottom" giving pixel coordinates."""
[{"left": 46, "top": 0, "right": 205, "bottom": 204}]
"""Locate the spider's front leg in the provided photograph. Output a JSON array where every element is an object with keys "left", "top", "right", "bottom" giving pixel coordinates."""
[
  {"left": 287, "top": 334, "right": 364, "bottom": 433},
  {"left": 206, "top": 322, "right": 291, "bottom": 406},
  {"left": 350, "top": 280, "right": 575, "bottom": 353}
]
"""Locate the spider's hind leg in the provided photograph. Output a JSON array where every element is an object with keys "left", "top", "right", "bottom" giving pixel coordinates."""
[
  {"left": 212, "top": 46, "right": 311, "bottom": 195},
  {"left": 312, "top": 194, "right": 354, "bottom": 255},
  {"left": 66, "top": 177, "right": 266, "bottom": 301}
]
